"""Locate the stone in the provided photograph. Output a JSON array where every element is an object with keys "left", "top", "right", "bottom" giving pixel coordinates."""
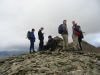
[{"left": 0, "top": 37, "right": 99, "bottom": 75}]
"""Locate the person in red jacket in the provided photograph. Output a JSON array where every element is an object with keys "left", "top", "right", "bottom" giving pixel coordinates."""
[
  {"left": 72, "top": 21, "right": 79, "bottom": 50},
  {"left": 76, "top": 24, "right": 84, "bottom": 50},
  {"left": 72, "top": 21, "right": 84, "bottom": 50}
]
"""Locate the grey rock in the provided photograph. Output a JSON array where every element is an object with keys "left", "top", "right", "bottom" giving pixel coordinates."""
[{"left": 0, "top": 37, "right": 99, "bottom": 75}]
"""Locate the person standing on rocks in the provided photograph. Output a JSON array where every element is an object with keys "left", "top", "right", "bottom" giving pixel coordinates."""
[
  {"left": 38, "top": 27, "right": 44, "bottom": 51},
  {"left": 72, "top": 21, "right": 80, "bottom": 50},
  {"left": 58, "top": 20, "right": 68, "bottom": 50},
  {"left": 27, "top": 29, "right": 36, "bottom": 53},
  {"left": 76, "top": 23, "right": 84, "bottom": 50}
]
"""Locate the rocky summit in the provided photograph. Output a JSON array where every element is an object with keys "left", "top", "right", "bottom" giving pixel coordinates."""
[
  {"left": 0, "top": 37, "right": 100, "bottom": 75},
  {"left": 0, "top": 50, "right": 99, "bottom": 75}
]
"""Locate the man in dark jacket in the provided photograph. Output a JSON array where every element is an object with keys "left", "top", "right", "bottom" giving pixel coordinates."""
[
  {"left": 38, "top": 27, "right": 44, "bottom": 51},
  {"left": 44, "top": 35, "right": 56, "bottom": 51},
  {"left": 28, "top": 29, "right": 36, "bottom": 53}
]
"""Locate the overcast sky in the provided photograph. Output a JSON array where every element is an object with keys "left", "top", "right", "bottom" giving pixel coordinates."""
[{"left": 0, "top": 0, "right": 100, "bottom": 51}]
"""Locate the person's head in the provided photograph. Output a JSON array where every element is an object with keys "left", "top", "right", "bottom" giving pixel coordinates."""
[
  {"left": 72, "top": 21, "right": 77, "bottom": 26},
  {"left": 32, "top": 29, "right": 35, "bottom": 32},
  {"left": 40, "top": 27, "right": 44, "bottom": 31},
  {"left": 63, "top": 20, "right": 67, "bottom": 25},
  {"left": 48, "top": 35, "right": 52, "bottom": 39}
]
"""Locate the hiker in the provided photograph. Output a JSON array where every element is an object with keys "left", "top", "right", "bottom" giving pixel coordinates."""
[
  {"left": 72, "top": 21, "right": 81, "bottom": 50},
  {"left": 27, "top": 29, "right": 36, "bottom": 53},
  {"left": 44, "top": 35, "right": 56, "bottom": 51},
  {"left": 76, "top": 24, "right": 84, "bottom": 50},
  {"left": 58, "top": 20, "right": 68, "bottom": 50},
  {"left": 38, "top": 27, "right": 44, "bottom": 51}
]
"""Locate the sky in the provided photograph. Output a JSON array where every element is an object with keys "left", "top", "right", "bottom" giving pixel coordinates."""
[{"left": 0, "top": 0, "right": 100, "bottom": 51}]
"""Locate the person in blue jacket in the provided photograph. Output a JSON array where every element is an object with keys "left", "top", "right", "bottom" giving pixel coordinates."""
[{"left": 27, "top": 29, "right": 36, "bottom": 53}]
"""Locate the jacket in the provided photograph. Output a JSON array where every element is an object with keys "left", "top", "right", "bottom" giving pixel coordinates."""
[
  {"left": 38, "top": 30, "right": 44, "bottom": 40},
  {"left": 61, "top": 24, "right": 68, "bottom": 35},
  {"left": 30, "top": 32, "right": 36, "bottom": 42}
]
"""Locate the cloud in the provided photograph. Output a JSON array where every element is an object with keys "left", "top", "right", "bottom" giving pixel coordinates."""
[
  {"left": 0, "top": 0, "right": 100, "bottom": 51},
  {"left": 84, "top": 33, "right": 100, "bottom": 47}
]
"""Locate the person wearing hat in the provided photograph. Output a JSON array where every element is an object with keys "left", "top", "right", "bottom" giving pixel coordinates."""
[
  {"left": 38, "top": 27, "right": 44, "bottom": 51},
  {"left": 29, "top": 29, "right": 36, "bottom": 53}
]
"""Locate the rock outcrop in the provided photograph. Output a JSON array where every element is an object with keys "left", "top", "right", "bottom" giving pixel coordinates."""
[
  {"left": 0, "top": 50, "right": 100, "bottom": 75},
  {"left": 0, "top": 37, "right": 99, "bottom": 75}
]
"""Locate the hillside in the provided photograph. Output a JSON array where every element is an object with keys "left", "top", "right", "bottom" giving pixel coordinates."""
[
  {"left": 96, "top": 47, "right": 100, "bottom": 53},
  {"left": 0, "top": 50, "right": 100, "bottom": 75},
  {"left": 0, "top": 37, "right": 100, "bottom": 75}
]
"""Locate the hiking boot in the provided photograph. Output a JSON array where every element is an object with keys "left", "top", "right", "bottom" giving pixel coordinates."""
[
  {"left": 32, "top": 50, "right": 36, "bottom": 53},
  {"left": 30, "top": 51, "right": 32, "bottom": 54}
]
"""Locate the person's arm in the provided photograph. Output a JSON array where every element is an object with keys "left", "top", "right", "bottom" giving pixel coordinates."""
[{"left": 82, "top": 32, "right": 85, "bottom": 33}]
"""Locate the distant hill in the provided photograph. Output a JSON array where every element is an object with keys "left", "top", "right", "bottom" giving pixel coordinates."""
[{"left": 0, "top": 50, "right": 27, "bottom": 58}]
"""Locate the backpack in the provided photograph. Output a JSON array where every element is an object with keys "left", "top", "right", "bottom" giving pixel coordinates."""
[
  {"left": 79, "top": 31, "right": 84, "bottom": 39},
  {"left": 27, "top": 31, "right": 31, "bottom": 40},
  {"left": 75, "top": 25, "right": 84, "bottom": 39},
  {"left": 58, "top": 24, "right": 63, "bottom": 34}
]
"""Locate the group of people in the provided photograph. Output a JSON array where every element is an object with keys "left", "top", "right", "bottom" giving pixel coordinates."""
[
  {"left": 27, "top": 20, "right": 84, "bottom": 53},
  {"left": 58, "top": 20, "right": 84, "bottom": 51},
  {"left": 27, "top": 27, "right": 56, "bottom": 53}
]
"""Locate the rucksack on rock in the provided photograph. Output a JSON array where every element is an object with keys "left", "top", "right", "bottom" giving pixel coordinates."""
[{"left": 58, "top": 24, "right": 63, "bottom": 34}]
